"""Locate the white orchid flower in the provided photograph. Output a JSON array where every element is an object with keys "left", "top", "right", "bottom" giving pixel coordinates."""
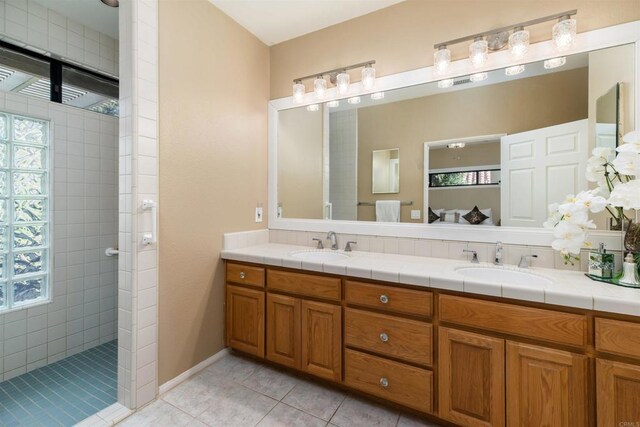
[
  {"left": 551, "top": 221, "right": 586, "bottom": 255},
  {"left": 611, "top": 151, "right": 640, "bottom": 176},
  {"left": 608, "top": 179, "right": 640, "bottom": 210}
]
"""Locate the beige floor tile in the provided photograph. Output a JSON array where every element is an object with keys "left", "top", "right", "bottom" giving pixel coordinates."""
[
  {"left": 282, "top": 380, "right": 346, "bottom": 421},
  {"left": 197, "top": 386, "right": 278, "bottom": 427},
  {"left": 204, "top": 353, "right": 260, "bottom": 383},
  {"left": 242, "top": 365, "right": 299, "bottom": 400},
  {"left": 161, "top": 371, "right": 244, "bottom": 417},
  {"left": 330, "top": 396, "right": 399, "bottom": 427},
  {"left": 117, "top": 400, "right": 194, "bottom": 427},
  {"left": 257, "top": 403, "right": 327, "bottom": 427}
]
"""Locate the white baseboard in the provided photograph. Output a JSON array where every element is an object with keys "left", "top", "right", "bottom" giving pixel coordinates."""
[{"left": 158, "top": 348, "right": 231, "bottom": 395}]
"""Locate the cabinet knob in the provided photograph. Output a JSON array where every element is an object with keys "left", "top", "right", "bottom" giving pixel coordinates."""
[
  {"left": 379, "top": 377, "right": 389, "bottom": 388},
  {"left": 379, "top": 294, "right": 389, "bottom": 304},
  {"left": 239, "top": 272, "right": 246, "bottom": 279},
  {"left": 379, "top": 332, "right": 389, "bottom": 343}
]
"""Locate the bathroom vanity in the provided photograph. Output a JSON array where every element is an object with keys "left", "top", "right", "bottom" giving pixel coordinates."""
[{"left": 223, "top": 245, "right": 640, "bottom": 427}]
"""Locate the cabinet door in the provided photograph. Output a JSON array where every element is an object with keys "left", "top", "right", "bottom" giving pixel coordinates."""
[
  {"left": 439, "top": 327, "right": 505, "bottom": 427},
  {"left": 266, "top": 293, "right": 301, "bottom": 369},
  {"left": 506, "top": 342, "right": 587, "bottom": 427},
  {"left": 226, "top": 285, "right": 265, "bottom": 357},
  {"left": 596, "top": 359, "right": 640, "bottom": 427},
  {"left": 301, "top": 300, "right": 342, "bottom": 382}
]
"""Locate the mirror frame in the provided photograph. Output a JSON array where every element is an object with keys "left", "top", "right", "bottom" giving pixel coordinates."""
[{"left": 268, "top": 20, "right": 640, "bottom": 249}]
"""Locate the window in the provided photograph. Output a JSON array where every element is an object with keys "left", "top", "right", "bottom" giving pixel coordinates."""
[
  {"left": 0, "top": 112, "right": 50, "bottom": 311},
  {"left": 429, "top": 168, "right": 501, "bottom": 188}
]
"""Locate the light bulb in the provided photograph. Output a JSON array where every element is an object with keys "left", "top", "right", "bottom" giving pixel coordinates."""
[
  {"left": 314, "top": 77, "right": 327, "bottom": 100},
  {"left": 361, "top": 65, "right": 376, "bottom": 90},
  {"left": 544, "top": 57, "right": 566, "bottom": 69},
  {"left": 370, "top": 92, "right": 384, "bottom": 100},
  {"left": 508, "top": 28, "right": 529, "bottom": 60},
  {"left": 470, "top": 72, "right": 487, "bottom": 82},
  {"left": 292, "top": 82, "right": 305, "bottom": 103},
  {"left": 327, "top": 100, "right": 340, "bottom": 108},
  {"left": 437, "top": 79, "right": 454, "bottom": 88},
  {"left": 336, "top": 72, "right": 350, "bottom": 94},
  {"left": 347, "top": 96, "right": 361, "bottom": 104},
  {"left": 306, "top": 104, "right": 319, "bottom": 112},
  {"left": 433, "top": 47, "right": 451, "bottom": 76},
  {"left": 553, "top": 18, "right": 576, "bottom": 52},
  {"left": 469, "top": 38, "right": 488, "bottom": 69},
  {"left": 505, "top": 65, "right": 525, "bottom": 76}
]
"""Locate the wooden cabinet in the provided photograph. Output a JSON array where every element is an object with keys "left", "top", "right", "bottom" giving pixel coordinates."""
[
  {"left": 439, "top": 327, "right": 505, "bottom": 427},
  {"left": 596, "top": 318, "right": 640, "bottom": 359},
  {"left": 596, "top": 359, "right": 640, "bottom": 427},
  {"left": 225, "top": 285, "right": 265, "bottom": 357},
  {"left": 302, "top": 300, "right": 342, "bottom": 381},
  {"left": 266, "top": 293, "right": 301, "bottom": 369},
  {"left": 506, "top": 342, "right": 587, "bottom": 427}
]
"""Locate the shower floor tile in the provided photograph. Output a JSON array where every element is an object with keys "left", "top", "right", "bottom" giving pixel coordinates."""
[{"left": 0, "top": 340, "right": 117, "bottom": 427}]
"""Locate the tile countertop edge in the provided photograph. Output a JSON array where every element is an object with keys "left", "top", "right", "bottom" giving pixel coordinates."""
[{"left": 220, "top": 245, "right": 640, "bottom": 317}]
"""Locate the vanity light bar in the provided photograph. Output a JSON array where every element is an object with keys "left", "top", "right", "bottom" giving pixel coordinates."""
[{"left": 292, "top": 60, "right": 376, "bottom": 101}]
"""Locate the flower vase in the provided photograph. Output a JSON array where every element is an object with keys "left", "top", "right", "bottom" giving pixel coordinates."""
[
  {"left": 609, "top": 217, "right": 631, "bottom": 231},
  {"left": 624, "top": 220, "right": 640, "bottom": 253}
]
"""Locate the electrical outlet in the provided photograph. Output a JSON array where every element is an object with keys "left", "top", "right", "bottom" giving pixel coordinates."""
[
  {"left": 411, "top": 209, "right": 421, "bottom": 220},
  {"left": 255, "top": 207, "right": 263, "bottom": 223}
]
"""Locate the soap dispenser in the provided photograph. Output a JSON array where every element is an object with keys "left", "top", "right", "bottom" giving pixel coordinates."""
[{"left": 619, "top": 253, "right": 640, "bottom": 286}]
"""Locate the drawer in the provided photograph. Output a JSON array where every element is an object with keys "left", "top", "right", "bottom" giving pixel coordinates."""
[
  {"left": 345, "top": 349, "right": 433, "bottom": 413},
  {"left": 345, "top": 281, "right": 432, "bottom": 317},
  {"left": 596, "top": 318, "right": 640, "bottom": 359},
  {"left": 440, "top": 295, "right": 587, "bottom": 347},
  {"left": 267, "top": 269, "right": 341, "bottom": 302},
  {"left": 345, "top": 308, "right": 432, "bottom": 366},
  {"left": 226, "top": 263, "right": 265, "bottom": 288}
]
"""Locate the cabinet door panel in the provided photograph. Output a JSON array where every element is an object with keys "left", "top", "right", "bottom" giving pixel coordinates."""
[
  {"left": 439, "top": 327, "right": 505, "bottom": 427},
  {"left": 301, "top": 300, "right": 342, "bottom": 382},
  {"left": 507, "top": 342, "right": 587, "bottom": 427},
  {"left": 266, "top": 293, "right": 301, "bottom": 369},
  {"left": 226, "top": 285, "right": 265, "bottom": 357},
  {"left": 596, "top": 359, "right": 640, "bottom": 427}
]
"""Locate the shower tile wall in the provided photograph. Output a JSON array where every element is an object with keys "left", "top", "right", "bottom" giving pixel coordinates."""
[
  {"left": 0, "top": 92, "right": 118, "bottom": 381},
  {"left": 329, "top": 110, "right": 358, "bottom": 221}
]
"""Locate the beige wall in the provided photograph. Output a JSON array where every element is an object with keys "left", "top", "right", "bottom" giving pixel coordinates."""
[
  {"left": 357, "top": 68, "right": 588, "bottom": 222},
  {"left": 158, "top": 0, "right": 269, "bottom": 384},
  {"left": 270, "top": 0, "right": 640, "bottom": 99},
  {"left": 278, "top": 107, "right": 324, "bottom": 219}
]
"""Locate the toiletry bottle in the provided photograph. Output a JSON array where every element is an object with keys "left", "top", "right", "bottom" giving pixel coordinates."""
[{"left": 588, "top": 243, "right": 614, "bottom": 279}]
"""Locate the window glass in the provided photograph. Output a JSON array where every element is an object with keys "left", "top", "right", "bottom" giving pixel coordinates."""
[
  {"left": 429, "top": 169, "right": 501, "bottom": 188},
  {"left": 62, "top": 67, "right": 119, "bottom": 117}
]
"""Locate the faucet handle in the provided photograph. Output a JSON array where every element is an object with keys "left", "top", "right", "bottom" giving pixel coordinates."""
[
  {"left": 463, "top": 249, "right": 479, "bottom": 263},
  {"left": 518, "top": 254, "right": 538, "bottom": 268},
  {"left": 345, "top": 241, "right": 357, "bottom": 252},
  {"left": 311, "top": 238, "right": 324, "bottom": 250}
]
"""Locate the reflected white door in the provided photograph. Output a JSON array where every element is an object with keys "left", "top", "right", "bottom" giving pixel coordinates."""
[{"left": 501, "top": 119, "right": 588, "bottom": 227}]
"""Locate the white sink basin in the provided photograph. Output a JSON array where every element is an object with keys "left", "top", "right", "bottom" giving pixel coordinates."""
[
  {"left": 456, "top": 266, "right": 552, "bottom": 286},
  {"left": 289, "top": 250, "right": 350, "bottom": 262}
]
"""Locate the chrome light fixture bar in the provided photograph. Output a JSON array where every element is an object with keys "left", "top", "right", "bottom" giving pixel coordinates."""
[{"left": 292, "top": 60, "right": 376, "bottom": 100}]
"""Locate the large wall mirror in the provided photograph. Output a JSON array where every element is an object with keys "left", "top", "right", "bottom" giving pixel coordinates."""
[{"left": 276, "top": 43, "right": 635, "bottom": 231}]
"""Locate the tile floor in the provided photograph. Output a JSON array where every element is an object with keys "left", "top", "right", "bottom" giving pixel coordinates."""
[
  {"left": 0, "top": 340, "right": 117, "bottom": 426},
  {"left": 117, "top": 352, "right": 443, "bottom": 427}
]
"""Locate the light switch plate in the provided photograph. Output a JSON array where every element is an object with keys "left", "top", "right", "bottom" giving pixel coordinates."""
[
  {"left": 255, "top": 207, "right": 263, "bottom": 223},
  {"left": 411, "top": 209, "right": 421, "bottom": 220}
]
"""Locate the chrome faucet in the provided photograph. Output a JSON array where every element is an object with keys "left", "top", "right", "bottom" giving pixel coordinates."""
[
  {"left": 518, "top": 254, "right": 538, "bottom": 268},
  {"left": 311, "top": 238, "right": 324, "bottom": 249},
  {"left": 463, "top": 249, "right": 479, "bottom": 263},
  {"left": 494, "top": 241, "right": 503, "bottom": 265},
  {"left": 326, "top": 231, "right": 338, "bottom": 250}
]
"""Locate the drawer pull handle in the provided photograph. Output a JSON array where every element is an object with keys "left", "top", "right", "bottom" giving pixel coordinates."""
[
  {"left": 239, "top": 272, "right": 246, "bottom": 279},
  {"left": 379, "top": 332, "right": 389, "bottom": 343},
  {"left": 379, "top": 294, "right": 389, "bottom": 304},
  {"left": 379, "top": 377, "right": 389, "bottom": 388}
]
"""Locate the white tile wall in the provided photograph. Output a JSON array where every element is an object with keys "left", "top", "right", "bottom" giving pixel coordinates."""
[
  {"left": 0, "top": 0, "right": 119, "bottom": 77},
  {"left": 329, "top": 110, "right": 357, "bottom": 221},
  {"left": 0, "top": 92, "right": 118, "bottom": 381}
]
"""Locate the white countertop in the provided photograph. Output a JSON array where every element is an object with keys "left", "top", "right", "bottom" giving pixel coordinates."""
[{"left": 221, "top": 243, "right": 640, "bottom": 317}]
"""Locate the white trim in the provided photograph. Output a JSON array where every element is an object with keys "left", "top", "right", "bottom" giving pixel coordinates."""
[
  {"left": 268, "top": 21, "right": 640, "bottom": 250},
  {"left": 425, "top": 134, "right": 504, "bottom": 148},
  {"left": 158, "top": 348, "right": 231, "bottom": 395}
]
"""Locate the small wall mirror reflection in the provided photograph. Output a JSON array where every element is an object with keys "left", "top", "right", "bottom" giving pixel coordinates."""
[
  {"left": 372, "top": 148, "right": 400, "bottom": 194},
  {"left": 595, "top": 82, "right": 622, "bottom": 151}
]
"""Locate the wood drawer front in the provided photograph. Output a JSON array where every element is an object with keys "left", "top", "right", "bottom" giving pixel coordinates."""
[
  {"left": 596, "top": 318, "right": 640, "bottom": 359},
  {"left": 226, "top": 263, "right": 265, "bottom": 288},
  {"left": 345, "top": 308, "right": 432, "bottom": 366},
  {"left": 440, "top": 295, "right": 586, "bottom": 347},
  {"left": 345, "top": 281, "right": 432, "bottom": 317},
  {"left": 267, "top": 269, "right": 341, "bottom": 301},
  {"left": 345, "top": 349, "right": 433, "bottom": 413}
]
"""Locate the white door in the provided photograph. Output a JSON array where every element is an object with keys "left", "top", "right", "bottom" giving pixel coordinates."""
[
  {"left": 595, "top": 122, "right": 617, "bottom": 152},
  {"left": 501, "top": 119, "right": 589, "bottom": 227}
]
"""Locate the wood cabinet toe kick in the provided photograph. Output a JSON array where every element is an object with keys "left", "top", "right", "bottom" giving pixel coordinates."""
[{"left": 225, "top": 260, "right": 640, "bottom": 427}]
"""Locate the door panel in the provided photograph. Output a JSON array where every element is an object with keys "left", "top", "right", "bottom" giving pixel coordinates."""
[
  {"left": 301, "top": 300, "right": 342, "bottom": 381},
  {"left": 226, "top": 285, "right": 265, "bottom": 357},
  {"left": 596, "top": 359, "right": 640, "bottom": 427},
  {"left": 266, "top": 293, "right": 301, "bottom": 369}
]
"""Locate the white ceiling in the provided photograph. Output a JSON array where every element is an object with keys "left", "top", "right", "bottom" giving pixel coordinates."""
[
  {"left": 35, "top": 0, "right": 119, "bottom": 39},
  {"left": 207, "top": 0, "right": 405, "bottom": 45}
]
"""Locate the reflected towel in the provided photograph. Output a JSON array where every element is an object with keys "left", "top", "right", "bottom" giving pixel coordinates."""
[{"left": 376, "top": 200, "right": 401, "bottom": 222}]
